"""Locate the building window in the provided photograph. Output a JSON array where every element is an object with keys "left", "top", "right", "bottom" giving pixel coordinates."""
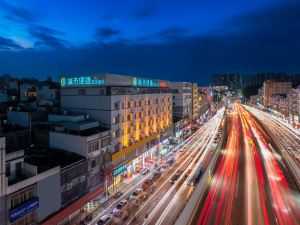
[
  {"left": 6, "top": 163, "right": 10, "bottom": 177},
  {"left": 101, "top": 137, "right": 110, "bottom": 148},
  {"left": 11, "top": 186, "right": 35, "bottom": 209},
  {"left": 91, "top": 159, "right": 96, "bottom": 168},
  {"left": 16, "top": 162, "right": 22, "bottom": 177},
  {"left": 78, "top": 89, "right": 86, "bottom": 95},
  {"left": 88, "top": 141, "right": 99, "bottom": 153},
  {"left": 100, "top": 89, "right": 105, "bottom": 95}
]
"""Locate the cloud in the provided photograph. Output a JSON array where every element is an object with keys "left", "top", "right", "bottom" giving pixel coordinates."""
[
  {"left": 0, "top": 36, "right": 23, "bottom": 50},
  {"left": 28, "top": 25, "right": 68, "bottom": 49},
  {"left": 218, "top": 1, "right": 300, "bottom": 46},
  {"left": 0, "top": 1, "right": 300, "bottom": 85},
  {"left": 1, "top": 1, "right": 39, "bottom": 23},
  {"left": 94, "top": 27, "right": 121, "bottom": 39}
]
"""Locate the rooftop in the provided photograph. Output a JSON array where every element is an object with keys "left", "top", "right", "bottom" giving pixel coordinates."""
[{"left": 25, "top": 147, "right": 85, "bottom": 173}]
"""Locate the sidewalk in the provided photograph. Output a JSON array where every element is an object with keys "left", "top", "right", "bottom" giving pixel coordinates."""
[{"left": 81, "top": 129, "right": 198, "bottom": 224}]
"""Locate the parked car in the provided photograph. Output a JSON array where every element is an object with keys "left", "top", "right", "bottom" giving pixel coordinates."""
[
  {"left": 141, "top": 167, "right": 150, "bottom": 175},
  {"left": 160, "top": 164, "right": 169, "bottom": 173},
  {"left": 129, "top": 188, "right": 144, "bottom": 201},
  {"left": 151, "top": 170, "right": 161, "bottom": 181},
  {"left": 112, "top": 199, "right": 128, "bottom": 216},
  {"left": 167, "top": 158, "right": 175, "bottom": 166},
  {"left": 113, "top": 191, "right": 123, "bottom": 199},
  {"left": 97, "top": 214, "right": 113, "bottom": 225},
  {"left": 170, "top": 173, "right": 180, "bottom": 184},
  {"left": 142, "top": 178, "right": 153, "bottom": 191}
]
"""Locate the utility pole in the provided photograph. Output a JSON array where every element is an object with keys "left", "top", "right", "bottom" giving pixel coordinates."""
[{"left": 105, "top": 176, "right": 108, "bottom": 208}]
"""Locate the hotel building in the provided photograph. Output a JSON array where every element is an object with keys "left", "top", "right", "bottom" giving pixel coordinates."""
[
  {"left": 192, "top": 83, "right": 199, "bottom": 119},
  {"left": 60, "top": 74, "right": 173, "bottom": 188}
]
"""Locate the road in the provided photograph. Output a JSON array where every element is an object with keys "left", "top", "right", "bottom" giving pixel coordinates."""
[
  {"left": 196, "top": 104, "right": 300, "bottom": 225},
  {"left": 89, "top": 108, "right": 224, "bottom": 225}
]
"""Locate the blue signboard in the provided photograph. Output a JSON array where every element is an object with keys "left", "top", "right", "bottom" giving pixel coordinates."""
[
  {"left": 61, "top": 76, "right": 105, "bottom": 87},
  {"left": 9, "top": 197, "right": 39, "bottom": 223},
  {"left": 113, "top": 164, "right": 127, "bottom": 176},
  {"left": 132, "top": 77, "right": 167, "bottom": 87}
]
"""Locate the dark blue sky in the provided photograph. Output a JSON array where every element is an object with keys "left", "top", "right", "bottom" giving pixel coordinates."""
[{"left": 0, "top": 0, "right": 300, "bottom": 85}]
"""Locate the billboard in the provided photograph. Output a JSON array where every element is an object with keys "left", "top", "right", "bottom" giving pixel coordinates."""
[{"left": 9, "top": 197, "right": 39, "bottom": 223}]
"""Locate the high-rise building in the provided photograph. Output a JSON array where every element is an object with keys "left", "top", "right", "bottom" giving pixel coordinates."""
[
  {"left": 262, "top": 80, "right": 292, "bottom": 108},
  {"left": 212, "top": 72, "right": 241, "bottom": 92},
  {"left": 192, "top": 83, "right": 199, "bottom": 119},
  {"left": 243, "top": 72, "right": 300, "bottom": 88}
]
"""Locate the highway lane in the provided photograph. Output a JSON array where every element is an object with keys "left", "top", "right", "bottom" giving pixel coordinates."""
[
  {"left": 196, "top": 104, "right": 300, "bottom": 225},
  {"left": 197, "top": 106, "right": 243, "bottom": 225},
  {"left": 89, "top": 108, "right": 224, "bottom": 225},
  {"left": 245, "top": 106, "right": 300, "bottom": 167},
  {"left": 241, "top": 106, "right": 300, "bottom": 225}
]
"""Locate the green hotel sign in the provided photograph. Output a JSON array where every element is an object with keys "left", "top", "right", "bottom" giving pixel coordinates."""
[
  {"left": 132, "top": 77, "right": 167, "bottom": 87},
  {"left": 61, "top": 76, "right": 105, "bottom": 87}
]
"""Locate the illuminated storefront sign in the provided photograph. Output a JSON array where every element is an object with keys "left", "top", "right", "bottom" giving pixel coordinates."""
[
  {"left": 9, "top": 197, "right": 39, "bottom": 223},
  {"left": 113, "top": 164, "right": 127, "bottom": 176},
  {"left": 61, "top": 76, "right": 105, "bottom": 87},
  {"left": 132, "top": 77, "right": 167, "bottom": 87}
]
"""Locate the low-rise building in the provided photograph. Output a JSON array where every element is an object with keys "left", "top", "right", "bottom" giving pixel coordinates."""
[
  {"left": 48, "top": 113, "right": 111, "bottom": 189},
  {"left": 171, "top": 82, "right": 192, "bottom": 121},
  {"left": 287, "top": 86, "right": 300, "bottom": 124},
  {"left": 0, "top": 135, "right": 88, "bottom": 225}
]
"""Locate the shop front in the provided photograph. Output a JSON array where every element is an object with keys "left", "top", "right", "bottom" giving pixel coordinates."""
[
  {"left": 109, "top": 164, "right": 127, "bottom": 193},
  {"left": 108, "top": 141, "right": 173, "bottom": 192}
]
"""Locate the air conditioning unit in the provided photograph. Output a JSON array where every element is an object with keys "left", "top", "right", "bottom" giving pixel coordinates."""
[{"left": 66, "top": 182, "right": 73, "bottom": 191}]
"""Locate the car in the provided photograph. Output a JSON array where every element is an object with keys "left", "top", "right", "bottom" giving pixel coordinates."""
[
  {"left": 160, "top": 164, "right": 169, "bottom": 173},
  {"left": 151, "top": 170, "right": 161, "bottom": 181},
  {"left": 112, "top": 199, "right": 128, "bottom": 216},
  {"left": 185, "top": 168, "right": 193, "bottom": 177},
  {"left": 129, "top": 188, "right": 144, "bottom": 201},
  {"left": 141, "top": 167, "right": 150, "bottom": 175},
  {"left": 84, "top": 214, "right": 93, "bottom": 222},
  {"left": 170, "top": 173, "right": 180, "bottom": 184},
  {"left": 142, "top": 178, "right": 153, "bottom": 191},
  {"left": 167, "top": 158, "right": 175, "bottom": 166},
  {"left": 97, "top": 214, "right": 113, "bottom": 225},
  {"left": 113, "top": 191, "right": 123, "bottom": 199}
]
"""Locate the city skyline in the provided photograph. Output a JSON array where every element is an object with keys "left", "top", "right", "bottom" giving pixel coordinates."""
[{"left": 0, "top": 0, "right": 300, "bottom": 85}]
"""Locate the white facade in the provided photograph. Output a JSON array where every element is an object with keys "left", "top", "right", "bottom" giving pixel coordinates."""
[
  {"left": 60, "top": 74, "right": 173, "bottom": 166},
  {"left": 171, "top": 82, "right": 192, "bottom": 120}
]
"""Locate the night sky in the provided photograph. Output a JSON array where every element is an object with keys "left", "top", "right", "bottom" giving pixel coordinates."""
[{"left": 0, "top": 0, "right": 300, "bottom": 85}]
